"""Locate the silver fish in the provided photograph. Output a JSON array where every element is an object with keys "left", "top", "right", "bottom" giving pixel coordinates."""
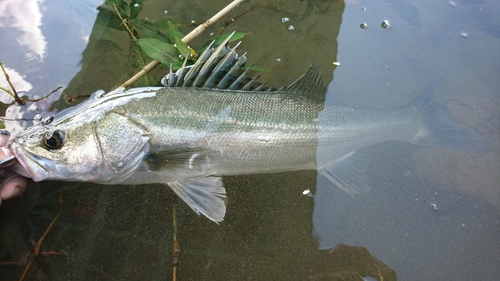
[{"left": 7, "top": 34, "right": 489, "bottom": 223}]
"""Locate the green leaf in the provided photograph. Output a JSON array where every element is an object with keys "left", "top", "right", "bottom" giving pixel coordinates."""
[
  {"left": 96, "top": 6, "right": 126, "bottom": 31},
  {"left": 105, "top": 0, "right": 130, "bottom": 18},
  {"left": 198, "top": 32, "right": 246, "bottom": 54},
  {"left": 154, "top": 19, "right": 183, "bottom": 35},
  {"left": 167, "top": 20, "right": 190, "bottom": 57},
  {"left": 0, "top": 86, "right": 14, "bottom": 98},
  {"left": 137, "top": 38, "right": 182, "bottom": 68},
  {"left": 129, "top": 18, "right": 170, "bottom": 43},
  {"left": 129, "top": 0, "right": 148, "bottom": 19},
  {"left": 247, "top": 65, "right": 269, "bottom": 72},
  {"left": 167, "top": 20, "right": 183, "bottom": 42}
]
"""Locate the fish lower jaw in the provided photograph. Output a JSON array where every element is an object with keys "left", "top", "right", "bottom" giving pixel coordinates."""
[{"left": 10, "top": 144, "right": 48, "bottom": 182}]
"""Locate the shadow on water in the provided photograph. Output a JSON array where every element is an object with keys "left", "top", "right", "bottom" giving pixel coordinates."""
[{"left": 1, "top": 0, "right": 499, "bottom": 280}]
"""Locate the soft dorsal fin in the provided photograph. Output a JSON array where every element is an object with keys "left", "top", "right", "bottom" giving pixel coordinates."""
[{"left": 285, "top": 63, "right": 327, "bottom": 103}]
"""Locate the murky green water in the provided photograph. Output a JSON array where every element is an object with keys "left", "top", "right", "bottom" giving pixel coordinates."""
[{"left": 1, "top": 0, "right": 499, "bottom": 280}]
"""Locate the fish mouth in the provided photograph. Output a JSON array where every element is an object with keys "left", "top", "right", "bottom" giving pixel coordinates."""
[{"left": 9, "top": 141, "right": 50, "bottom": 182}]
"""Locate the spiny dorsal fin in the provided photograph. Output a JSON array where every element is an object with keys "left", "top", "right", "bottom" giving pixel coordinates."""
[
  {"left": 162, "top": 32, "right": 274, "bottom": 91},
  {"left": 161, "top": 33, "right": 326, "bottom": 97}
]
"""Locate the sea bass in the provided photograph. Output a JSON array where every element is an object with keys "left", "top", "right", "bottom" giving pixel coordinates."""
[{"left": 7, "top": 36, "right": 489, "bottom": 223}]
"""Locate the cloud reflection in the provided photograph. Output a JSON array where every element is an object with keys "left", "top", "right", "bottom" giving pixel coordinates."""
[{"left": 0, "top": 0, "right": 46, "bottom": 62}]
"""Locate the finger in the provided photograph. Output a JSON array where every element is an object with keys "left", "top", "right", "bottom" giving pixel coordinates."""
[
  {"left": 0, "top": 134, "right": 12, "bottom": 160},
  {"left": 0, "top": 134, "right": 11, "bottom": 158},
  {"left": 0, "top": 133, "right": 8, "bottom": 146},
  {"left": 1, "top": 173, "right": 28, "bottom": 200}
]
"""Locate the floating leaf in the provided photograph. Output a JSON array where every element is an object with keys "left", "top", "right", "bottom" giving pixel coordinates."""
[
  {"left": 129, "top": 0, "right": 147, "bottom": 19},
  {"left": 137, "top": 38, "right": 182, "bottom": 68},
  {"left": 167, "top": 20, "right": 190, "bottom": 58},
  {"left": 198, "top": 32, "right": 246, "bottom": 54},
  {"left": 154, "top": 19, "right": 183, "bottom": 36},
  {"left": 0, "top": 86, "right": 15, "bottom": 99},
  {"left": 167, "top": 20, "right": 183, "bottom": 42},
  {"left": 130, "top": 18, "right": 170, "bottom": 43},
  {"left": 96, "top": 6, "right": 126, "bottom": 31},
  {"left": 247, "top": 65, "right": 269, "bottom": 72},
  {"left": 105, "top": 0, "right": 130, "bottom": 18}
]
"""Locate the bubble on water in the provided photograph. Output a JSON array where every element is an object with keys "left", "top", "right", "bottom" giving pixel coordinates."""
[
  {"left": 360, "top": 23, "right": 368, "bottom": 29},
  {"left": 381, "top": 20, "right": 391, "bottom": 29},
  {"left": 288, "top": 25, "right": 295, "bottom": 31},
  {"left": 281, "top": 17, "right": 289, "bottom": 23}
]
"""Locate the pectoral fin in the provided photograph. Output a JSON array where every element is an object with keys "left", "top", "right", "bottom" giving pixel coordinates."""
[{"left": 168, "top": 176, "right": 227, "bottom": 223}]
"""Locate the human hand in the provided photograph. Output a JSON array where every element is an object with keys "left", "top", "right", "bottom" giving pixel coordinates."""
[{"left": 0, "top": 133, "right": 27, "bottom": 206}]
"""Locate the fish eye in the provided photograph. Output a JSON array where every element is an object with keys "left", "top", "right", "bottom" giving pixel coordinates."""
[{"left": 43, "top": 130, "right": 65, "bottom": 150}]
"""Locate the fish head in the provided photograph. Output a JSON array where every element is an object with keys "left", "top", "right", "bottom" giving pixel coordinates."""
[{"left": 9, "top": 105, "right": 151, "bottom": 184}]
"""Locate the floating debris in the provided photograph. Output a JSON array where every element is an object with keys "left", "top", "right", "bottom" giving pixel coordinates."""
[
  {"left": 381, "top": 20, "right": 391, "bottom": 29},
  {"left": 461, "top": 32, "right": 468, "bottom": 38},
  {"left": 301, "top": 189, "right": 313, "bottom": 198},
  {"left": 360, "top": 23, "right": 368, "bottom": 29},
  {"left": 281, "top": 17, "right": 289, "bottom": 23},
  {"left": 333, "top": 62, "right": 340, "bottom": 66},
  {"left": 449, "top": 1, "right": 456, "bottom": 7},
  {"left": 287, "top": 25, "right": 295, "bottom": 31},
  {"left": 430, "top": 203, "right": 438, "bottom": 211},
  {"left": 275, "top": 58, "right": 281, "bottom": 63}
]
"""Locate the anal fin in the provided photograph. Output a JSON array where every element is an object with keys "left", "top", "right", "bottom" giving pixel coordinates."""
[
  {"left": 317, "top": 151, "right": 370, "bottom": 194},
  {"left": 168, "top": 176, "right": 227, "bottom": 223}
]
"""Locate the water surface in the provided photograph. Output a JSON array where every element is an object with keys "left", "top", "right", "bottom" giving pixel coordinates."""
[{"left": 0, "top": 0, "right": 498, "bottom": 280}]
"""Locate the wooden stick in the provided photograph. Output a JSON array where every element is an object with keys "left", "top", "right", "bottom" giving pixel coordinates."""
[{"left": 118, "top": 0, "right": 244, "bottom": 89}]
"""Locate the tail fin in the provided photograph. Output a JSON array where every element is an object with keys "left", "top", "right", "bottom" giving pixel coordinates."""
[{"left": 410, "top": 82, "right": 490, "bottom": 152}]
